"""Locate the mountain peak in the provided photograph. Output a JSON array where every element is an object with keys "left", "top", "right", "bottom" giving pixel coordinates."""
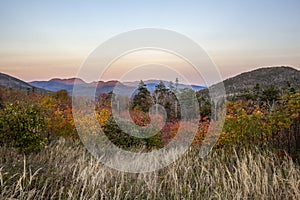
[{"left": 49, "top": 78, "right": 86, "bottom": 85}]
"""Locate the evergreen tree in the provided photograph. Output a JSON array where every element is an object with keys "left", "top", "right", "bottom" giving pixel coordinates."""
[
  {"left": 103, "top": 115, "right": 141, "bottom": 149},
  {"left": 131, "top": 80, "right": 153, "bottom": 112},
  {"left": 153, "top": 81, "right": 178, "bottom": 120},
  {"left": 262, "top": 85, "right": 280, "bottom": 110},
  {"left": 262, "top": 85, "right": 280, "bottom": 103},
  {"left": 153, "top": 81, "right": 168, "bottom": 104},
  {"left": 286, "top": 81, "right": 296, "bottom": 94},
  {"left": 169, "top": 81, "right": 175, "bottom": 93},
  {"left": 103, "top": 115, "right": 162, "bottom": 150},
  {"left": 253, "top": 83, "right": 261, "bottom": 99}
]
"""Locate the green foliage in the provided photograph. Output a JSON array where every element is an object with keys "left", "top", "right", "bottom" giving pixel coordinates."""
[
  {"left": 0, "top": 102, "right": 46, "bottom": 153},
  {"left": 179, "top": 88, "right": 198, "bottom": 120},
  {"left": 153, "top": 81, "right": 178, "bottom": 120},
  {"left": 196, "top": 92, "right": 212, "bottom": 121},
  {"left": 262, "top": 85, "right": 280, "bottom": 103},
  {"left": 103, "top": 115, "right": 162, "bottom": 150},
  {"left": 154, "top": 81, "right": 168, "bottom": 101},
  {"left": 131, "top": 80, "right": 153, "bottom": 112}
]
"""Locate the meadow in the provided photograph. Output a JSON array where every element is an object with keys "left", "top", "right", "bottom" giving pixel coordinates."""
[{"left": 1, "top": 138, "right": 300, "bottom": 200}]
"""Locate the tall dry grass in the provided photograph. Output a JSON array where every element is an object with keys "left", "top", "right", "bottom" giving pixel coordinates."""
[{"left": 0, "top": 138, "right": 299, "bottom": 199}]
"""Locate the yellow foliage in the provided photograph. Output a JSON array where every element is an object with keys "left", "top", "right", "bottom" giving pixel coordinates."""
[{"left": 96, "top": 108, "right": 111, "bottom": 126}]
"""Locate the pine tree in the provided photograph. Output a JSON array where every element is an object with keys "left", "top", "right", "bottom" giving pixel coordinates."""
[
  {"left": 131, "top": 80, "right": 153, "bottom": 112},
  {"left": 153, "top": 81, "right": 168, "bottom": 104},
  {"left": 253, "top": 83, "right": 261, "bottom": 99}
]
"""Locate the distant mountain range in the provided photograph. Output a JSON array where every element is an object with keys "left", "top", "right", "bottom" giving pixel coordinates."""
[
  {"left": 1, "top": 66, "right": 299, "bottom": 97},
  {"left": 29, "top": 78, "right": 206, "bottom": 95}
]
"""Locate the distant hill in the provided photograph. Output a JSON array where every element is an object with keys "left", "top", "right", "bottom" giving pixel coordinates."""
[
  {"left": 203, "top": 66, "right": 300, "bottom": 96},
  {"left": 30, "top": 79, "right": 206, "bottom": 95},
  {"left": 0, "top": 72, "right": 49, "bottom": 95},
  {"left": 30, "top": 78, "right": 86, "bottom": 93},
  {"left": 30, "top": 79, "right": 130, "bottom": 95}
]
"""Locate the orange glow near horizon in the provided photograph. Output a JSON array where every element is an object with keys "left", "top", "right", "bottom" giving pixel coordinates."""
[{"left": 100, "top": 50, "right": 206, "bottom": 85}]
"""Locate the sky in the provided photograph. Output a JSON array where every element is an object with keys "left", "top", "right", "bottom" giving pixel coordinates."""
[{"left": 0, "top": 0, "right": 299, "bottom": 85}]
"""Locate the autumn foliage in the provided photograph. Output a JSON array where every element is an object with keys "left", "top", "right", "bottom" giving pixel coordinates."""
[{"left": 0, "top": 81, "right": 299, "bottom": 158}]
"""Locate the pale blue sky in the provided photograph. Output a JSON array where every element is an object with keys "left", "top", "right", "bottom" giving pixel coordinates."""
[{"left": 0, "top": 0, "right": 299, "bottom": 83}]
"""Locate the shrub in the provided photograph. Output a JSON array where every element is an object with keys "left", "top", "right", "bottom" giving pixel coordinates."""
[
  {"left": 0, "top": 102, "right": 46, "bottom": 154},
  {"left": 103, "top": 115, "right": 162, "bottom": 150}
]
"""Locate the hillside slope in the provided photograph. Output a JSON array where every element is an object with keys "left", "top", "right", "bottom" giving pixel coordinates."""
[
  {"left": 203, "top": 66, "right": 300, "bottom": 97},
  {"left": 223, "top": 66, "right": 300, "bottom": 95},
  {"left": 0, "top": 72, "right": 49, "bottom": 94}
]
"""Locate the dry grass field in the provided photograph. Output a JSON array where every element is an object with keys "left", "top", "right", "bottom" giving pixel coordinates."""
[{"left": 1, "top": 139, "right": 299, "bottom": 200}]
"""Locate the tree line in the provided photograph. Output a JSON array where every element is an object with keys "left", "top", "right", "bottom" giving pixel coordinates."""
[{"left": 0, "top": 80, "right": 299, "bottom": 160}]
